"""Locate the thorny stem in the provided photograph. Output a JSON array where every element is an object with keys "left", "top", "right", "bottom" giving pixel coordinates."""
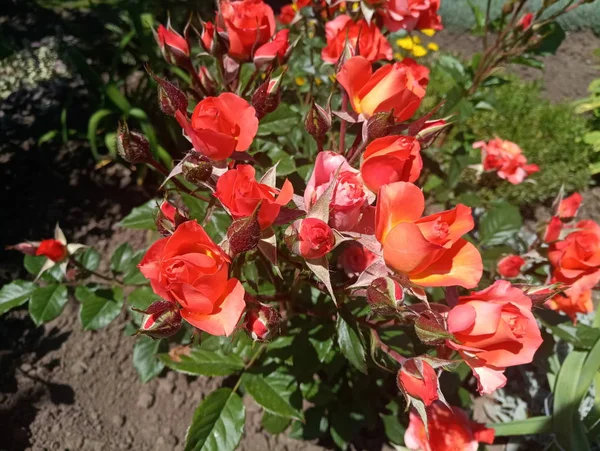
[
  {"left": 69, "top": 256, "right": 125, "bottom": 287},
  {"left": 370, "top": 326, "right": 407, "bottom": 365},
  {"left": 339, "top": 89, "right": 349, "bottom": 154}
]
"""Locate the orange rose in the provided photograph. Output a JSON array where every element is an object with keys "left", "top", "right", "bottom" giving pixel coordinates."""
[
  {"left": 549, "top": 220, "right": 600, "bottom": 297},
  {"left": 446, "top": 281, "right": 543, "bottom": 394},
  {"left": 405, "top": 402, "right": 495, "bottom": 451},
  {"left": 473, "top": 138, "right": 539, "bottom": 185},
  {"left": 215, "top": 165, "right": 293, "bottom": 230},
  {"left": 397, "top": 358, "right": 439, "bottom": 406},
  {"left": 546, "top": 289, "right": 593, "bottom": 324},
  {"left": 337, "top": 56, "right": 429, "bottom": 122},
  {"left": 384, "top": 0, "right": 443, "bottom": 33},
  {"left": 558, "top": 192, "right": 583, "bottom": 219},
  {"left": 496, "top": 254, "right": 525, "bottom": 278},
  {"left": 321, "top": 15, "right": 392, "bottom": 64},
  {"left": 360, "top": 135, "right": 422, "bottom": 192},
  {"left": 375, "top": 182, "right": 482, "bottom": 288},
  {"left": 218, "top": 0, "right": 276, "bottom": 61},
  {"left": 138, "top": 221, "right": 245, "bottom": 336},
  {"left": 176, "top": 93, "right": 258, "bottom": 161}
]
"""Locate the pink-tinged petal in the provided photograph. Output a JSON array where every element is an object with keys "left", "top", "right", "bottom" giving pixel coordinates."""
[
  {"left": 382, "top": 222, "right": 442, "bottom": 274},
  {"left": 176, "top": 284, "right": 215, "bottom": 314},
  {"left": 457, "top": 301, "right": 503, "bottom": 336},
  {"left": 337, "top": 56, "right": 373, "bottom": 114},
  {"left": 469, "top": 361, "right": 507, "bottom": 395},
  {"left": 375, "top": 182, "right": 424, "bottom": 242},
  {"left": 276, "top": 179, "right": 294, "bottom": 206},
  {"left": 558, "top": 192, "right": 583, "bottom": 218},
  {"left": 447, "top": 304, "right": 477, "bottom": 334},
  {"left": 181, "top": 278, "right": 246, "bottom": 336},
  {"left": 409, "top": 239, "right": 483, "bottom": 289}
]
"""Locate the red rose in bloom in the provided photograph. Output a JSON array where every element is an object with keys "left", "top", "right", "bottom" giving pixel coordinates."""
[
  {"left": 397, "top": 358, "right": 439, "bottom": 406},
  {"left": 558, "top": 192, "right": 583, "bottom": 219},
  {"left": 338, "top": 56, "right": 429, "bottom": 122},
  {"left": 305, "top": 151, "right": 369, "bottom": 231},
  {"left": 549, "top": 220, "right": 600, "bottom": 297},
  {"left": 156, "top": 23, "right": 190, "bottom": 60},
  {"left": 321, "top": 15, "right": 392, "bottom": 64},
  {"left": 544, "top": 216, "right": 563, "bottom": 243},
  {"left": 518, "top": 12, "right": 534, "bottom": 29},
  {"left": 254, "top": 29, "right": 290, "bottom": 67},
  {"left": 446, "top": 281, "right": 543, "bottom": 394},
  {"left": 405, "top": 402, "right": 495, "bottom": 451},
  {"left": 218, "top": 0, "right": 276, "bottom": 61},
  {"left": 360, "top": 135, "right": 422, "bottom": 192},
  {"left": 215, "top": 165, "right": 294, "bottom": 230},
  {"left": 376, "top": 182, "right": 482, "bottom": 288},
  {"left": 473, "top": 138, "right": 539, "bottom": 185},
  {"left": 338, "top": 244, "right": 377, "bottom": 278},
  {"left": 298, "top": 218, "right": 335, "bottom": 259},
  {"left": 176, "top": 93, "right": 258, "bottom": 161},
  {"left": 497, "top": 255, "right": 525, "bottom": 278},
  {"left": 36, "top": 239, "right": 67, "bottom": 262},
  {"left": 384, "top": 0, "right": 443, "bottom": 32},
  {"left": 138, "top": 221, "right": 245, "bottom": 336},
  {"left": 546, "top": 289, "right": 593, "bottom": 324}
]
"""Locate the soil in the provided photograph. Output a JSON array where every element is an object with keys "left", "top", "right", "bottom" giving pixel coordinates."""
[{"left": 1, "top": 21, "right": 600, "bottom": 451}]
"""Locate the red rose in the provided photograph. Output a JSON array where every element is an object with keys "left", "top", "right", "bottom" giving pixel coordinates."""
[
  {"left": 36, "top": 239, "right": 67, "bottom": 262},
  {"left": 338, "top": 243, "right": 377, "bottom": 278},
  {"left": 558, "top": 192, "right": 583, "bottom": 219},
  {"left": 544, "top": 216, "right": 563, "bottom": 243},
  {"left": 384, "top": 0, "right": 443, "bottom": 32},
  {"left": 218, "top": 0, "right": 276, "bottom": 61},
  {"left": 176, "top": 93, "right": 259, "bottom": 161},
  {"left": 215, "top": 165, "right": 294, "bottom": 230},
  {"left": 254, "top": 29, "right": 290, "bottom": 67},
  {"left": 321, "top": 15, "right": 392, "bottom": 64},
  {"left": 397, "top": 358, "right": 439, "bottom": 406},
  {"left": 156, "top": 23, "right": 189, "bottom": 66},
  {"left": 291, "top": 218, "right": 335, "bottom": 259},
  {"left": 138, "top": 221, "right": 245, "bottom": 336},
  {"left": 518, "top": 12, "right": 534, "bottom": 30},
  {"left": 497, "top": 255, "right": 525, "bottom": 278}
]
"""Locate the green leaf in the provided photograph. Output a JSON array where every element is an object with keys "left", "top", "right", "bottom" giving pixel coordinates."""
[
  {"left": 185, "top": 388, "right": 245, "bottom": 451},
  {"left": 538, "top": 309, "right": 600, "bottom": 349},
  {"left": 23, "top": 255, "right": 63, "bottom": 282},
  {"left": 336, "top": 309, "right": 367, "bottom": 374},
  {"left": 381, "top": 400, "right": 405, "bottom": 445},
  {"left": 534, "top": 22, "right": 566, "bottom": 56},
  {"left": 261, "top": 412, "right": 290, "bottom": 435},
  {"left": 479, "top": 201, "right": 523, "bottom": 247},
  {"left": 87, "top": 109, "right": 114, "bottom": 160},
  {"left": 159, "top": 348, "right": 245, "bottom": 377},
  {"left": 110, "top": 243, "right": 134, "bottom": 273},
  {"left": 490, "top": 416, "right": 553, "bottom": 436},
  {"left": 0, "top": 280, "right": 36, "bottom": 316},
  {"left": 242, "top": 372, "right": 303, "bottom": 420},
  {"left": 118, "top": 200, "right": 158, "bottom": 230},
  {"left": 330, "top": 406, "right": 364, "bottom": 450},
  {"left": 127, "top": 286, "right": 157, "bottom": 310},
  {"left": 76, "top": 286, "right": 124, "bottom": 330},
  {"left": 122, "top": 249, "right": 147, "bottom": 285},
  {"left": 258, "top": 104, "right": 299, "bottom": 136},
  {"left": 133, "top": 335, "right": 165, "bottom": 383},
  {"left": 75, "top": 248, "right": 101, "bottom": 272},
  {"left": 29, "top": 285, "right": 68, "bottom": 326},
  {"left": 575, "top": 338, "right": 600, "bottom": 408},
  {"left": 105, "top": 83, "right": 131, "bottom": 112}
]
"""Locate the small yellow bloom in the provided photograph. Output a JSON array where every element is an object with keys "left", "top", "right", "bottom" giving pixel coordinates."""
[
  {"left": 315, "top": 78, "right": 323, "bottom": 86},
  {"left": 351, "top": 2, "right": 359, "bottom": 11},
  {"left": 292, "top": 2, "right": 298, "bottom": 11},
  {"left": 295, "top": 76, "right": 307, "bottom": 86},
  {"left": 394, "top": 52, "right": 404, "bottom": 61},
  {"left": 421, "top": 28, "right": 436, "bottom": 37},
  {"left": 412, "top": 45, "right": 428, "bottom": 57},
  {"left": 412, "top": 35, "right": 421, "bottom": 45},
  {"left": 396, "top": 36, "right": 414, "bottom": 50},
  {"left": 340, "top": 3, "right": 347, "bottom": 12},
  {"left": 329, "top": 74, "right": 337, "bottom": 83},
  {"left": 427, "top": 42, "right": 439, "bottom": 52},
  {"left": 261, "top": 73, "right": 266, "bottom": 80}
]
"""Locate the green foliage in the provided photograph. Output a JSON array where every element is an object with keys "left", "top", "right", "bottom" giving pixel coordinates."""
[
  {"left": 133, "top": 335, "right": 166, "bottom": 383},
  {"left": 76, "top": 286, "right": 124, "bottom": 330},
  {"left": 159, "top": 349, "right": 245, "bottom": 377},
  {"left": 0, "top": 280, "right": 37, "bottom": 316}
]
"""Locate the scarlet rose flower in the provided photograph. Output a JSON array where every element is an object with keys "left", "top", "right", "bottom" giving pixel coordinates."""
[
  {"left": 254, "top": 29, "right": 290, "bottom": 67},
  {"left": 156, "top": 23, "right": 190, "bottom": 66},
  {"left": 375, "top": 182, "right": 482, "bottom": 288},
  {"left": 297, "top": 218, "right": 335, "bottom": 259},
  {"left": 497, "top": 255, "right": 525, "bottom": 278},
  {"left": 405, "top": 402, "right": 495, "bottom": 451},
  {"left": 138, "top": 221, "right": 245, "bottom": 336},
  {"left": 215, "top": 164, "right": 294, "bottom": 230},
  {"left": 544, "top": 216, "right": 563, "bottom": 243},
  {"left": 321, "top": 15, "right": 392, "bottom": 64},
  {"left": 397, "top": 358, "right": 439, "bottom": 406},
  {"left": 558, "top": 192, "right": 583, "bottom": 219},
  {"left": 360, "top": 135, "right": 422, "bottom": 192},
  {"left": 518, "top": 12, "right": 534, "bottom": 29},
  {"left": 446, "top": 280, "right": 543, "bottom": 394},
  {"left": 549, "top": 220, "right": 600, "bottom": 297},
  {"left": 473, "top": 138, "right": 539, "bottom": 185},
  {"left": 338, "top": 56, "right": 429, "bottom": 122},
  {"left": 338, "top": 243, "right": 377, "bottom": 278},
  {"left": 218, "top": 0, "right": 276, "bottom": 61},
  {"left": 384, "top": 0, "right": 443, "bottom": 32},
  {"left": 36, "top": 239, "right": 68, "bottom": 262},
  {"left": 305, "top": 151, "right": 369, "bottom": 231},
  {"left": 546, "top": 289, "right": 593, "bottom": 324},
  {"left": 176, "top": 93, "right": 259, "bottom": 161}
]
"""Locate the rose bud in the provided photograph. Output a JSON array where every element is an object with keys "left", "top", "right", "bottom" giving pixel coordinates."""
[
  {"left": 397, "top": 358, "right": 439, "bottom": 406},
  {"left": 182, "top": 155, "right": 213, "bottom": 186},
  {"left": 252, "top": 72, "right": 284, "bottom": 120},
  {"left": 366, "top": 277, "right": 404, "bottom": 315},
  {"left": 414, "top": 310, "right": 453, "bottom": 346},
  {"left": 148, "top": 71, "right": 187, "bottom": 117},
  {"left": 227, "top": 206, "right": 262, "bottom": 255},
  {"left": 254, "top": 29, "right": 290, "bottom": 68},
  {"left": 286, "top": 218, "right": 335, "bottom": 260},
  {"left": 135, "top": 300, "right": 182, "bottom": 339},
  {"left": 365, "top": 111, "right": 395, "bottom": 142},
  {"left": 244, "top": 303, "right": 283, "bottom": 341},
  {"left": 36, "top": 239, "right": 68, "bottom": 262},
  {"left": 156, "top": 200, "right": 190, "bottom": 237},
  {"left": 116, "top": 121, "right": 151, "bottom": 164},
  {"left": 518, "top": 12, "right": 534, "bottom": 30},
  {"left": 497, "top": 254, "right": 526, "bottom": 278},
  {"left": 199, "top": 21, "right": 215, "bottom": 53},
  {"left": 6, "top": 242, "right": 38, "bottom": 256},
  {"left": 304, "top": 100, "right": 332, "bottom": 148},
  {"left": 558, "top": 192, "right": 583, "bottom": 219},
  {"left": 155, "top": 23, "right": 190, "bottom": 67},
  {"left": 196, "top": 67, "right": 217, "bottom": 97}
]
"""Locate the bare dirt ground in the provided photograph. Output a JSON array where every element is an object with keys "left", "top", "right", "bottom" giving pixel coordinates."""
[{"left": 1, "top": 30, "right": 599, "bottom": 451}]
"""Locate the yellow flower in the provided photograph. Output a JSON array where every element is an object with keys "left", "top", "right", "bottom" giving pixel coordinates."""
[
  {"left": 396, "top": 36, "right": 414, "bottom": 50},
  {"left": 315, "top": 78, "right": 323, "bottom": 86},
  {"left": 412, "top": 45, "right": 428, "bottom": 57},
  {"left": 295, "top": 76, "right": 307, "bottom": 86},
  {"left": 412, "top": 35, "right": 421, "bottom": 45},
  {"left": 292, "top": 2, "right": 298, "bottom": 11},
  {"left": 351, "top": 2, "right": 360, "bottom": 11},
  {"left": 427, "top": 42, "right": 439, "bottom": 52},
  {"left": 421, "top": 28, "right": 436, "bottom": 37},
  {"left": 329, "top": 74, "right": 337, "bottom": 83},
  {"left": 394, "top": 52, "right": 404, "bottom": 61}
]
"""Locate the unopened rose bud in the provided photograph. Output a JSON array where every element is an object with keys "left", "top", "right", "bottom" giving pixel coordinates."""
[
  {"left": 414, "top": 311, "right": 453, "bottom": 346},
  {"left": 227, "top": 202, "right": 262, "bottom": 255},
  {"left": 252, "top": 73, "right": 284, "bottom": 120},
  {"left": 244, "top": 304, "right": 283, "bottom": 341},
  {"left": 135, "top": 300, "right": 182, "bottom": 339},
  {"left": 149, "top": 71, "right": 187, "bottom": 116},
  {"left": 116, "top": 121, "right": 151, "bottom": 164},
  {"left": 155, "top": 23, "right": 190, "bottom": 67},
  {"left": 196, "top": 67, "right": 217, "bottom": 97},
  {"left": 304, "top": 100, "right": 332, "bottom": 145},
  {"left": 36, "top": 239, "right": 68, "bottom": 262},
  {"left": 254, "top": 29, "right": 290, "bottom": 68},
  {"left": 397, "top": 358, "right": 439, "bottom": 406},
  {"left": 6, "top": 242, "right": 38, "bottom": 256},
  {"left": 156, "top": 200, "right": 190, "bottom": 237},
  {"left": 182, "top": 158, "right": 213, "bottom": 185},
  {"left": 285, "top": 218, "right": 334, "bottom": 260},
  {"left": 199, "top": 21, "right": 215, "bottom": 53},
  {"left": 366, "top": 111, "right": 395, "bottom": 141},
  {"left": 366, "top": 277, "right": 404, "bottom": 315}
]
